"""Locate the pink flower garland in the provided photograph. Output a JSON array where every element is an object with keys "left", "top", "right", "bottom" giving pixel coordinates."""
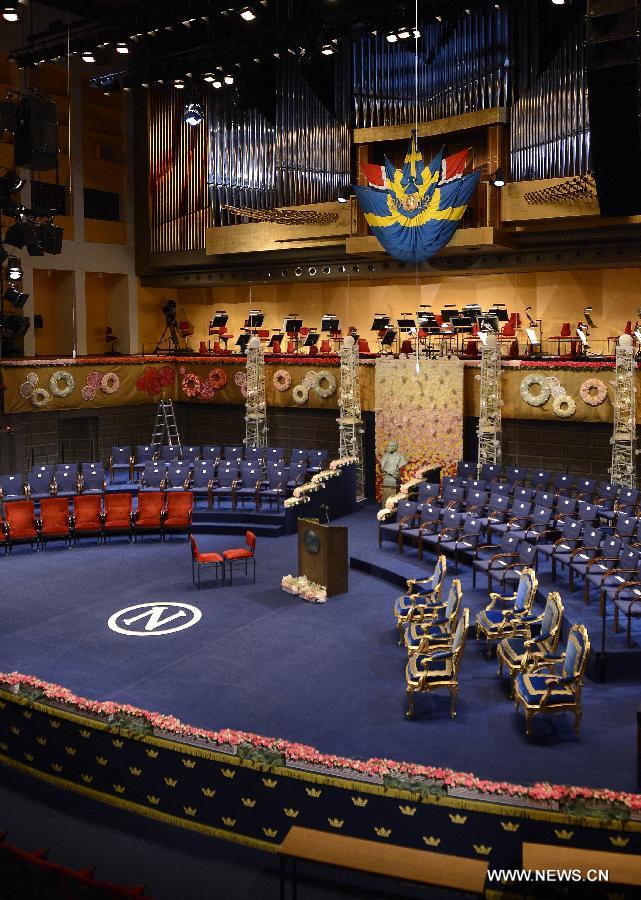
[{"left": 1, "top": 670, "right": 639, "bottom": 813}]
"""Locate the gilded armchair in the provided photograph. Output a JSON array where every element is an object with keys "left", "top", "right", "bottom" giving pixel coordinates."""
[
  {"left": 475, "top": 567, "right": 538, "bottom": 655},
  {"left": 393, "top": 555, "right": 446, "bottom": 644},
  {"left": 405, "top": 608, "right": 469, "bottom": 719},
  {"left": 403, "top": 578, "right": 462, "bottom": 656},
  {"left": 496, "top": 591, "right": 564, "bottom": 685}
]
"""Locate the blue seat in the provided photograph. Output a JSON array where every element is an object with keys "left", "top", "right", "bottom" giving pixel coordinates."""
[
  {"left": 211, "top": 466, "right": 239, "bottom": 508},
  {"left": 80, "top": 468, "right": 106, "bottom": 494},
  {"left": 181, "top": 446, "right": 201, "bottom": 465},
  {"left": 378, "top": 500, "right": 420, "bottom": 549},
  {"left": 28, "top": 471, "right": 53, "bottom": 500},
  {"left": 476, "top": 567, "right": 538, "bottom": 653},
  {"left": 165, "top": 463, "right": 190, "bottom": 491},
  {"left": 0, "top": 474, "right": 27, "bottom": 503},
  {"left": 201, "top": 445, "right": 223, "bottom": 463},
  {"left": 497, "top": 592, "right": 564, "bottom": 682},
  {"left": 438, "top": 516, "right": 483, "bottom": 573},
  {"left": 224, "top": 446, "right": 244, "bottom": 464},
  {"left": 393, "top": 556, "right": 447, "bottom": 644},
  {"left": 191, "top": 462, "right": 216, "bottom": 508},
  {"left": 290, "top": 448, "right": 309, "bottom": 466},
  {"left": 405, "top": 607, "right": 469, "bottom": 719},
  {"left": 52, "top": 470, "right": 79, "bottom": 498},
  {"left": 244, "top": 447, "right": 264, "bottom": 467},
  {"left": 55, "top": 463, "right": 79, "bottom": 476},
  {"left": 161, "top": 445, "right": 182, "bottom": 462},
  {"left": 472, "top": 531, "right": 521, "bottom": 590},
  {"left": 286, "top": 462, "right": 308, "bottom": 490},
  {"left": 133, "top": 445, "right": 155, "bottom": 479},
  {"left": 257, "top": 467, "right": 288, "bottom": 510},
  {"left": 236, "top": 466, "right": 263, "bottom": 508},
  {"left": 308, "top": 450, "right": 328, "bottom": 473},
  {"left": 140, "top": 462, "right": 167, "bottom": 491},
  {"left": 109, "top": 447, "right": 132, "bottom": 482}
]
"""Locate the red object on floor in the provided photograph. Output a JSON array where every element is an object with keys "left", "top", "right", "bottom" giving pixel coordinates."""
[
  {"left": 190, "top": 534, "right": 224, "bottom": 587},
  {"left": 222, "top": 530, "right": 256, "bottom": 584},
  {"left": 134, "top": 492, "right": 165, "bottom": 538},
  {"left": 73, "top": 494, "right": 103, "bottom": 541}
]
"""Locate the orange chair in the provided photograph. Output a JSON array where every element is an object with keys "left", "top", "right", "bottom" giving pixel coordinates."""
[
  {"left": 222, "top": 530, "right": 256, "bottom": 584},
  {"left": 39, "top": 497, "right": 72, "bottom": 548},
  {"left": 190, "top": 535, "right": 224, "bottom": 587},
  {"left": 0, "top": 510, "right": 6, "bottom": 555},
  {"left": 163, "top": 491, "right": 193, "bottom": 541},
  {"left": 320, "top": 339, "right": 332, "bottom": 354},
  {"left": 72, "top": 494, "right": 103, "bottom": 544},
  {"left": 134, "top": 491, "right": 165, "bottom": 540},
  {"left": 400, "top": 338, "right": 413, "bottom": 354},
  {"left": 560, "top": 322, "right": 571, "bottom": 337},
  {"left": 271, "top": 340, "right": 282, "bottom": 354},
  {"left": 103, "top": 493, "right": 133, "bottom": 542},
  {"left": 501, "top": 320, "right": 516, "bottom": 337},
  {"left": 4, "top": 500, "right": 38, "bottom": 552},
  {"left": 358, "top": 337, "right": 371, "bottom": 354}
]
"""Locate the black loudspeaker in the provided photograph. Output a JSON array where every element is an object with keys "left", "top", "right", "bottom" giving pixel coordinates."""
[
  {"left": 34, "top": 315, "right": 44, "bottom": 329},
  {"left": 15, "top": 93, "right": 58, "bottom": 171},
  {"left": 586, "top": 0, "right": 641, "bottom": 216}
]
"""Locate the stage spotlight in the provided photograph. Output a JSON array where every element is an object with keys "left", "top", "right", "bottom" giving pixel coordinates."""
[
  {"left": 322, "top": 266, "right": 331, "bottom": 274},
  {"left": 212, "top": 79, "right": 222, "bottom": 89},
  {"left": 2, "top": 5, "right": 20, "bottom": 22},
  {"left": 204, "top": 72, "right": 215, "bottom": 82},
  {"left": 7, "top": 256, "right": 22, "bottom": 280},
  {"left": 386, "top": 32, "right": 398, "bottom": 43},
  {"left": 82, "top": 50, "right": 96, "bottom": 63},
  {"left": 4, "top": 286, "right": 28, "bottom": 307},
  {"left": 224, "top": 74, "right": 234, "bottom": 85},
  {"left": 491, "top": 167, "right": 505, "bottom": 188},
  {"left": 240, "top": 6, "right": 256, "bottom": 21},
  {"left": 0, "top": 171, "right": 24, "bottom": 195},
  {"left": 116, "top": 41, "right": 129, "bottom": 54},
  {"left": 337, "top": 186, "right": 352, "bottom": 203},
  {"left": 295, "top": 267, "right": 303, "bottom": 276},
  {"left": 174, "top": 78, "right": 186, "bottom": 89},
  {"left": 41, "top": 222, "right": 63, "bottom": 254},
  {"left": 337, "top": 264, "right": 346, "bottom": 273},
  {"left": 308, "top": 267, "right": 317, "bottom": 276},
  {"left": 398, "top": 28, "right": 411, "bottom": 39},
  {"left": 321, "top": 43, "right": 337, "bottom": 55},
  {"left": 183, "top": 102, "right": 204, "bottom": 126}
]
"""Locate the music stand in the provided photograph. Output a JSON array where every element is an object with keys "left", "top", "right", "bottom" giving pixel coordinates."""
[
  {"left": 452, "top": 316, "right": 473, "bottom": 331},
  {"left": 380, "top": 328, "right": 397, "bottom": 351},
  {"left": 236, "top": 334, "right": 251, "bottom": 353},
  {"left": 397, "top": 316, "right": 416, "bottom": 331},
  {"left": 440, "top": 307, "right": 458, "bottom": 323},
  {"left": 269, "top": 333, "right": 284, "bottom": 350},
  {"left": 462, "top": 304, "right": 482, "bottom": 322},
  {"left": 247, "top": 310, "right": 264, "bottom": 329},
  {"left": 584, "top": 307, "right": 597, "bottom": 329},
  {"left": 489, "top": 304, "right": 509, "bottom": 322},
  {"left": 210, "top": 311, "right": 228, "bottom": 328},
  {"left": 371, "top": 314, "right": 391, "bottom": 331},
  {"left": 478, "top": 315, "right": 499, "bottom": 333},
  {"left": 284, "top": 316, "right": 302, "bottom": 333},
  {"left": 304, "top": 332, "right": 319, "bottom": 349},
  {"left": 321, "top": 314, "right": 340, "bottom": 333}
]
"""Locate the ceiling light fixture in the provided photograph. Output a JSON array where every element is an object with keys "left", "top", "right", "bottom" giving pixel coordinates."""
[
  {"left": 7, "top": 256, "right": 22, "bottom": 281},
  {"left": 397, "top": 28, "right": 411, "bottom": 39},
  {"left": 2, "top": 5, "right": 20, "bottom": 23},
  {"left": 240, "top": 6, "right": 256, "bottom": 20},
  {"left": 116, "top": 42, "right": 129, "bottom": 54},
  {"left": 224, "top": 74, "right": 234, "bottom": 84},
  {"left": 81, "top": 50, "right": 96, "bottom": 63},
  {"left": 386, "top": 32, "right": 398, "bottom": 43},
  {"left": 491, "top": 167, "right": 505, "bottom": 188}
]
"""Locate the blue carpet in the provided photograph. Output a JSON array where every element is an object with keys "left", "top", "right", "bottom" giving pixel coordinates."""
[{"left": 0, "top": 506, "right": 639, "bottom": 795}]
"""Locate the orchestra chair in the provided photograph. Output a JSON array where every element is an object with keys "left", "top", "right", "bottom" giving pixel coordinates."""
[
  {"left": 163, "top": 491, "right": 193, "bottom": 541},
  {"left": 39, "top": 497, "right": 72, "bottom": 549},
  {"left": 133, "top": 492, "right": 165, "bottom": 541},
  {"left": 222, "top": 530, "right": 256, "bottom": 585},
  {"left": 72, "top": 494, "right": 103, "bottom": 545},
  {"left": 358, "top": 337, "right": 371, "bottom": 354},
  {"left": 4, "top": 500, "right": 38, "bottom": 553},
  {"left": 103, "top": 493, "right": 133, "bottom": 542},
  {"left": 320, "top": 338, "right": 332, "bottom": 354},
  {"left": 190, "top": 535, "right": 224, "bottom": 588}
]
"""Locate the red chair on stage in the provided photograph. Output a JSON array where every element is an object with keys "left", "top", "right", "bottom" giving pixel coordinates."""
[
  {"left": 222, "top": 530, "right": 256, "bottom": 584},
  {"left": 320, "top": 339, "right": 332, "bottom": 353},
  {"left": 72, "top": 494, "right": 103, "bottom": 544},
  {"left": 190, "top": 535, "right": 224, "bottom": 587},
  {"left": 199, "top": 341, "right": 208, "bottom": 354},
  {"left": 358, "top": 337, "right": 371, "bottom": 354},
  {"left": 104, "top": 493, "right": 133, "bottom": 542},
  {"left": 400, "top": 338, "right": 413, "bottom": 354},
  {"left": 134, "top": 492, "right": 165, "bottom": 540},
  {"left": 271, "top": 339, "right": 282, "bottom": 354},
  {"left": 163, "top": 491, "right": 193, "bottom": 541},
  {"left": 501, "top": 320, "right": 516, "bottom": 337},
  {"left": 464, "top": 340, "right": 479, "bottom": 357},
  {"left": 4, "top": 500, "right": 38, "bottom": 552},
  {"left": 39, "top": 497, "right": 72, "bottom": 548}
]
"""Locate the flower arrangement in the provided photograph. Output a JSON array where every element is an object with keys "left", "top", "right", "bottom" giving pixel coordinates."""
[
  {"left": 293, "top": 384, "right": 309, "bottom": 404},
  {"left": 2, "top": 671, "right": 640, "bottom": 815},
  {"left": 273, "top": 370, "right": 292, "bottom": 392},
  {"left": 313, "top": 370, "right": 336, "bottom": 399},
  {"left": 329, "top": 457, "right": 358, "bottom": 470},
  {"left": 136, "top": 366, "right": 175, "bottom": 397},
  {"left": 100, "top": 372, "right": 120, "bottom": 395},
  {"left": 181, "top": 373, "right": 202, "bottom": 397},
  {"left": 400, "top": 477, "right": 422, "bottom": 495},
  {"left": 209, "top": 368, "right": 227, "bottom": 390},
  {"left": 553, "top": 394, "right": 576, "bottom": 418},
  {"left": 310, "top": 469, "right": 340, "bottom": 485},
  {"left": 30, "top": 387, "right": 50, "bottom": 407},
  {"left": 520, "top": 373, "right": 551, "bottom": 407},
  {"left": 284, "top": 495, "right": 310, "bottom": 509},
  {"left": 281, "top": 575, "right": 327, "bottom": 603},
  {"left": 376, "top": 508, "right": 394, "bottom": 522},
  {"left": 49, "top": 370, "right": 75, "bottom": 398},
  {"left": 579, "top": 377, "right": 608, "bottom": 407},
  {"left": 292, "top": 483, "right": 321, "bottom": 498}
]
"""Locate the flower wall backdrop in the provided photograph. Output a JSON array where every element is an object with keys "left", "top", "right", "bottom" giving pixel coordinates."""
[{"left": 375, "top": 358, "right": 463, "bottom": 499}]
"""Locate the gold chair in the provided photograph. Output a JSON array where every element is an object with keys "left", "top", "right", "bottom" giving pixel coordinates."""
[
  {"left": 403, "top": 579, "right": 462, "bottom": 656},
  {"left": 496, "top": 592, "right": 564, "bottom": 686},
  {"left": 405, "top": 608, "right": 469, "bottom": 719},
  {"left": 475, "top": 567, "right": 538, "bottom": 656},
  {"left": 393, "top": 555, "right": 446, "bottom": 645},
  {"left": 513, "top": 623, "right": 590, "bottom": 737}
]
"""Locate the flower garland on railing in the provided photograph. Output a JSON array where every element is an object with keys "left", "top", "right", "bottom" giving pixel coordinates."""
[
  {"left": 283, "top": 495, "right": 310, "bottom": 509},
  {"left": 329, "top": 457, "right": 358, "bottom": 470},
  {"left": 1, "top": 672, "right": 639, "bottom": 815},
  {"left": 281, "top": 574, "right": 327, "bottom": 603},
  {"left": 376, "top": 466, "right": 433, "bottom": 522},
  {"left": 310, "top": 469, "right": 340, "bottom": 485}
]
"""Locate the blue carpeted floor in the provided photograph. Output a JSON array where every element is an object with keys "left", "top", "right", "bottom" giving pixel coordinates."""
[{"left": 1, "top": 504, "right": 639, "bottom": 795}]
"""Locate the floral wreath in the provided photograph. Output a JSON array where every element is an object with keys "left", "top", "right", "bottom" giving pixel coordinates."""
[
  {"left": 579, "top": 377, "right": 608, "bottom": 407},
  {"left": 553, "top": 394, "right": 576, "bottom": 418},
  {"left": 520, "top": 373, "right": 551, "bottom": 407},
  {"left": 27, "top": 372, "right": 38, "bottom": 386},
  {"left": 81, "top": 385, "right": 96, "bottom": 401},
  {"left": 199, "top": 380, "right": 216, "bottom": 400},
  {"left": 209, "top": 368, "right": 227, "bottom": 390},
  {"left": 302, "top": 370, "right": 320, "bottom": 390},
  {"left": 31, "top": 386, "right": 50, "bottom": 407},
  {"left": 19, "top": 374, "right": 37, "bottom": 398},
  {"left": 49, "top": 370, "right": 75, "bottom": 398},
  {"left": 100, "top": 372, "right": 120, "bottom": 395},
  {"left": 293, "top": 384, "right": 309, "bottom": 404},
  {"left": 314, "top": 370, "right": 336, "bottom": 399},
  {"left": 273, "top": 370, "right": 291, "bottom": 392},
  {"left": 182, "top": 373, "right": 202, "bottom": 397}
]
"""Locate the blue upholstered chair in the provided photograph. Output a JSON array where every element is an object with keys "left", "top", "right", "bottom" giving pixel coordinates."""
[
  {"left": 133, "top": 445, "right": 155, "bottom": 479},
  {"left": 475, "top": 567, "right": 538, "bottom": 655},
  {"left": 513, "top": 623, "right": 590, "bottom": 737},
  {"left": 27, "top": 471, "right": 54, "bottom": 500},
  {"left": 244, "top": 447, "right": 264, "bottom": 467},
  {"left": 140, "top": 462, "right": 167, "bottom": 491},
  {"left": 236, "top": 465, "right": 263, "bottom": 508},
  {"left": 438, "top": 516, "right": 483, "bottom": 573},
  {"left": 109, "top": 447, "right": 132, "bottom": 482},
  {"left": 52, "top": 469, "right": 80, "bottom": 498},
  {"left": 378, "top": 499, "right": 420, "bottom": 549},
  {"left": 201, "top": 445, "right": 223, "bottom": 464},
  {"left": 211, "top": 466, "right": 239, "bottom": 508},
  {"left": 497, "top": 591, "right": 564, "bottom": 685},
  {"left": 393, "top": 555, "right": 446, "bottom": 644},
  {"left": 471, "top": 531, "right": 521, "bottom": 590},
  {"left": 0, "top": 474, "right": 27, "bottom": 503},
  {"left": 403, "top": 578, "right": 462, "bottom": 656},
  {"left": 165, "top": 463, "right": 191, "bottom": 491},
  {"left": 405, "top": 607, "right": 469, "bottom": 719},
  {"left": 191, "top": 462, "right": 216, "bottom": 508},
  {"left": 80, "top": 467, "right": 106, "bottom": 494}
]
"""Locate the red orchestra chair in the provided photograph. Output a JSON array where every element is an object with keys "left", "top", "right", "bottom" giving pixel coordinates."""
[
  {"left": 72, "top": 494, "right": 103, "bottom": 544},
  {"left": 133, "top": 491, "right": 165, "bottom": 541},
  {"left": 163, "top": 491, "right": 193, "bottom": 541},
  {"left": 103, "top": 493, "right": 133, "bottom": 542},
  {"left": 190, "top": 534, "right": 224, "bottom": 587},
  {"left": 222, "top": 530, "right": 256, "bottom": 585},
  {"left": 4, "top": 500, "right": 38, "bottom": 552},
  {"left": 39, "top": 497, "right": 72, "bottom": 549}
]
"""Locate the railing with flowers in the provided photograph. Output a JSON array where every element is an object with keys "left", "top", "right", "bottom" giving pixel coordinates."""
[{"left": 376, "top": 466, "right": 434, "bottom": 523}]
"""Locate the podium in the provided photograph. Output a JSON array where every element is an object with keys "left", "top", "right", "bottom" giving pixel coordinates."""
[{"left": 297, "top": 518, "right": 348, "bottom": 597}]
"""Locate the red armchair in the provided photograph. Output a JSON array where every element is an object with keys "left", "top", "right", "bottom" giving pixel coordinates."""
[
  {"left": 190, "top": 535, "right": 224, "bottom": 587},
  {"left": 4, "top": 500, "right": 38, "bottom": 552},
  {"left": 134, "top": 491, "right": 165, "bottom": 540},
  {"left": 39, "top": 497, "right": 72, "bottom": 548},
  {"left": 104, "top": 493, "right": 133, "bottom": 542},
  {"left": 72, "top": 494, "right": 103, "bottom": 544},
  {"left": 222, "top": 530, "right": 256, "bottom": 584},
  {"left": 163, "top": 491, "right": 193, "bottom": 541}
]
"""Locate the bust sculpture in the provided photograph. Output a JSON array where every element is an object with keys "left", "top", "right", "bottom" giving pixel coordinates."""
[{"left": 380, "top": 439, "right": 408, "bottom": 488}]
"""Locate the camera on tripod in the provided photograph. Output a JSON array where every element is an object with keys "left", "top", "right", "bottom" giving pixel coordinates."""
[{"left": 163, "top": 300, "right": 177, "bottom": 327}]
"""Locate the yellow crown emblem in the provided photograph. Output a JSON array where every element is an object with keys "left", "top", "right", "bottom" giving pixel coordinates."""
[
  {"left": 306, "top": 788, "right": 322, "bottom": 798},
  {"left": 284, "top": 808, "right": 299, "bottom": 819},
  {"left": 9, "top": 726, "right": 20, "bottom": 736},
  {"left": 164, "top": 777, "right": 178, "bottom": 788},
  {"left": 96, "top": 756, "right": 108, "bottom": 766},
  {"left": 182, "top": 758, "right": 196, "bottom": 768},
  {"left": 399, "top": 805, "right": 416, "bottom": 816},
  {"left": 375, "top": 827, "right": 391, "bottom": 838},
  {"left": 422, "top": 836, "right": 441, "bottom": 848},
  {"left": 24, "top": 752, "right": 34, "bottom": 762},
  {"left": 36, "top": 736, "right": 47, "bottom": 746},
  {"left": 328, "top": 818, "right": 344, "bottom": 829},
  {"left": 222, "top": 817, "right": 236, "bottom": 828},
  {"left": 51, "top": 763, "right": 63, "bottom": 773},
  {"left": 202, "top": 787, "right": 217, "bottom": 798},
  {"left": 147, "top": 795, "right": 160, "bottom": 806},
  {"left": 554, "top": 829, "right": 574, "bottom": 841},
  {"left": 263, "top": 828, "right": 279, "bottom": 839},
  {"left": 500, "top": 821, "right": 520, "bottom": 832},
  {"left": 220, "top": 768, "right": 236, "bottom": 779},
  {"left": 81, "top": 774, "right": 93, "bottom": 784},
  {"left": 351, "top": 796, "right": 368, "bottom": 807},
  {"left": 0, "top": 742, "right": 8, "bottom": 751},
  {"left": 241, "top": 797, "right": 256, "bottom": 807},
  {"left": 183, "top": 806, "right": 197, "bottom": 817},
  {"left": 449, "top": 813, "right": 467, "bottom": 825},
  {"left": 262, "top": 778, "right": 278, "bottom": 788},
  {"left": 65, "top": 746, "right": 77, "bottom": 756},
  {"left": 79, "top": 729, "right": 91, "bottom": 739},
  {"left": 22, "top": 709, "right": 32, "bottom": 719},
  {"left": 0, "top": 700, "right": 5, "bottom": 708},
  {"left": 113, "top": 784, "right": 126, "bottom": 794},
  {"left": 473, "top": 845, "right": 491, "bottom": 856},
  {"left": 609, "top": 836, "right": 629, "bottom": 848},
  {"left": 146, "top": 749, "right": 159, "bottom": 758},
  {"left": 112, "top": 739, "right": 124, "bottom": 749},
  {"left": 49, "top": 719, "right": 61, "bottom": 729},
  {"left": 129, "top": 767, "right": 142, "bottom": 777}
]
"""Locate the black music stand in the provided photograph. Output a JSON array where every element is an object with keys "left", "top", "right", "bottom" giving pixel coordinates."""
[
  {"left": 478, "top": 315, "right": 499, "bottom": 333},
  {"left": 489, "top": 305, "right": 509, "bottom": 323},
  {"left": 236, "top": 334, "right": 251, "bottom": 354},
  {"left": 284, "top": 317, "right": 303, "bottom": 354},
  {"left": 371, "top": 314, "right": 391, "bottom": 331},
  {"left": 269, "top": 333, "right": 284, "bottom": 352},
  {"left": 304, "top": 332, "right": 319, "bottom": 350},
  {"left": 210, "top": 311, "right": 228, "bottom": 329},
  {"left": 321, "top": 314, "right": 340, "bottom": 333},
  {"left": 380, "top": 328, "right": 397, "bottom": 353},
  {"left": 440, "top": 307, "right": 458, "bottom": 323},
  {"left": 247, "top": 310, "right": 264, "bottom": 329}
]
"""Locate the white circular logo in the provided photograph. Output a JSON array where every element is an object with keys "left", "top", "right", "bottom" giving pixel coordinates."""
[{"left": 108, "top": 602, "right": 202, "bottom": 637}]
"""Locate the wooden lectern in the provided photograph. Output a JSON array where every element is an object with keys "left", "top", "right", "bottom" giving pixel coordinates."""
[{"left": 297, "top": 518, "right": 348, "bottom": 597}]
